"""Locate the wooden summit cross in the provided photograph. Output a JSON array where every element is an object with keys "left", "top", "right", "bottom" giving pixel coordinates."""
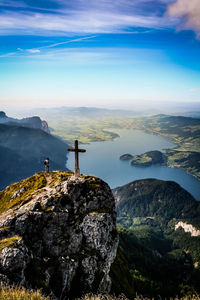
[{"left": 68, "top": 140, "right": 86, "bottom": 177}]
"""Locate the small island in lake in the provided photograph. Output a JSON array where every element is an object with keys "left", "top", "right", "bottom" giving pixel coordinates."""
[
  {"left": 126, "top": 150, "right": 165, "bottom": 167},
  {"left": 120, "top": 153, "right": 133, "bottom": 160}
]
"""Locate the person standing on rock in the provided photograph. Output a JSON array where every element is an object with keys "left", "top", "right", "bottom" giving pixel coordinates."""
[{"left": 44, "top": 157, "right": 50, "bottom": 173}]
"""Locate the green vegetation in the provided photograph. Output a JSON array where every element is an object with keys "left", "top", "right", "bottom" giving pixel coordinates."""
[
  {"left": 165, "top": 149, "right": 200, "bottom": 180},
  {"left": 38, "top": 107, "right": 128, "bottom": 143},
  {"left": 0, "top": 171, "right": 80, "bottom": 215},
  {"left": 131, "top": 154, "right": 152, "bottom": 165},
  {"left": 48, "top": 171, "right": 74, "bottom": 187},
  {"left": 0, "top": 173, "right": 47, "bottom": 214},
  {"left": 0, "top": 236, "right": 21, "bottom": 254},
  {"left": 51, "top": 119, "right": 119, "bottom": 144},
  {"left": 131, "top": 151, "right": 165, "bottom": 167},
  {"left": 44, "top": 110, "right": 200, "bottom": 152},
  {"left": 0, "top": 171, "right": 106, "bottom": 216},
  {"left": 110, "top": 245, "right": 135, "bottom": 299},
  {"left": 110, "top": 226, "right": 200, "bottom": 299},
  {"left": 131, "top": 115, "right": 200, "bottom": 181},
  {"left": 111, "top": 179, "right": 200, "bottom": 299}
]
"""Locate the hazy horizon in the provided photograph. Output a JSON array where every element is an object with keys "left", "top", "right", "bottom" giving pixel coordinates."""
[{"left": 2, "top": 101, "right": 200, "bottom": 122}]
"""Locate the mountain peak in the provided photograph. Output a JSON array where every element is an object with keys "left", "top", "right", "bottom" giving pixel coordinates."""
[
  {"left": 0, "top": 172, "right": 118, "bottom": 299},
  {"left": 0, "top": 111, "right": 7, "bottom": 119},
  {"left": 113, "top": 178, "right": 198, "bottom": 225}
]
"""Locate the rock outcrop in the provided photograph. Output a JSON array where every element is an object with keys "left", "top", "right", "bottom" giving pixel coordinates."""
[
  {"left": 175, "top": 221, "right": 200, "bottom": 237},
  {"left": 21, "top": 116, "right": 50, "bottom": 133},
  {"left": 41, "top": 120, "right": 50, "bottom": 133},
  {"left": 0, "top": 172, "right": 118, "bottom": 299},
  {"left": 0, "top": 111, "right": 7, "bottom": 119},
  {"left": 0, "top": 111, "right": 50, "bottom": 133}
]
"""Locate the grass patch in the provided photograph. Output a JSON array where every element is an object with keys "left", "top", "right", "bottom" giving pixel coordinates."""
[
  {"left": 0, "top": 226, "right": 8, "bottom": 232},
  {"left": 0, "top": 171, "right": 103, "bottom": 215},
  {"left": 90, "top": 209, "right": 113, "bottom": 215},
  {"left": 132, "top": 154, "right": 152, "bottom": 164},
  {"left": 0, "top": 171, "right": 75, "bottom": 215},
  {"left": 0, "top": 285, "right": 50, "bottom": 300},
  {"left": 0, "top": 173, "right": 47, "bottom": 215},
  {"left": 0, "top": 236, "right": 21, "bottom": 254},
  {"left": 48, "top": 171, "right": 73, "bottom": 188}
]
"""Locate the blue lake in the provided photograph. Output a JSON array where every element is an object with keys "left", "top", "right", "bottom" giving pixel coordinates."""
[{"left": 67, "top": 129, "right": 200, "bottom": 200}]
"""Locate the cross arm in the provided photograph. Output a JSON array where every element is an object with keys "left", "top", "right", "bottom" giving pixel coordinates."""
[{"left": 68, "top": 148, "right": 86, "bottom": 152}]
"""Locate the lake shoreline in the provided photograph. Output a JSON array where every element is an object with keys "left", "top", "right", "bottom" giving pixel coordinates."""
[
  {"left": 67, "top": 128, "right": 200, "bottom": 200},
  {"left": 103, "top": 127, "right": 200, "bottom": 183}
]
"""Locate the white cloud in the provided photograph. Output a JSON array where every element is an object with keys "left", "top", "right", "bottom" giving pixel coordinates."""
[
  {"left": 41, "top": 36, "right": 96, "bottom": 49},
  {"left": 168, "top": 0, "right": 200, "bottom": 36},
  {"left": 0, "top": 0, "right": 175, "bottom": 36},
  {"left": 0, "top": 36, "right": 96, "bottom": 57},
  {"left": 0, "top": 10, "right": 169, "bottom": 36},
  {"left": 27, "top": 49, "right": 40, "bottom": 53}
]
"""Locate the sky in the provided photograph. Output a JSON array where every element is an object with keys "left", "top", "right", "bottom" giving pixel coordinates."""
[{"left": 1, "top": 0, "right": 200, "bottom": 109}]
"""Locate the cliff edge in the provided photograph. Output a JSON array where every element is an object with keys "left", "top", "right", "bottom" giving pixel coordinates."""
[{"left": 0, "top": 172, "right": 118, "bottom": 299}]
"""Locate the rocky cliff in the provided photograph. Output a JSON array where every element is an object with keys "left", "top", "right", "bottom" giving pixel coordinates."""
[
  {"left": 175, "top": 221, "right": 200, "bottom": 237},
  {"left": 0, "top": 111, "right": 50, "bottom": 133},
  {"left": 0, "top": 172, "right": 118, "bottom": 299}
]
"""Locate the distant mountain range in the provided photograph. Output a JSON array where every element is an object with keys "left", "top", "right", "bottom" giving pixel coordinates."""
[
  {"left": 5, "top": 107, "right": 139, "bottom": 119},
  {"left": 0, "top": 112, "right": 69, "bottom": 189}
]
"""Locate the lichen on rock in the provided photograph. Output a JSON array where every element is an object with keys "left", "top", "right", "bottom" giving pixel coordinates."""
[{"left": 0, "top": 172, "right": 118, "bottom": 299}]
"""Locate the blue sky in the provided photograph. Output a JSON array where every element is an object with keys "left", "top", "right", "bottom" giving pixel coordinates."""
[{"left": 1, "top": 0, "right": 200, "bottom": 108}]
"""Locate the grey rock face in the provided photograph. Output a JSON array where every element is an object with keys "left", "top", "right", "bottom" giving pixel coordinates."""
[
  {"left": 41, "top": 120, "right": 50, "bottom": 133},
  {"left": 0, "top": 111, "right": 7, "bottom": 119},
  {"left": 0, "top": 245, "right": 29, "bottom": 283},
  {"left": 0, "top": 173, "right": 118, "bottom": 299},
  {"left": 0, "top": 111, "right": 50, "bottom": 133}
]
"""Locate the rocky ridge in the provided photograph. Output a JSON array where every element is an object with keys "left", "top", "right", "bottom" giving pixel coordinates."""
[
  {"left": 0, "top": 172, "right": 118, "bottom": 299},
  {"left": 0, "top": 111, "right": 50, "bottom": 133}
]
